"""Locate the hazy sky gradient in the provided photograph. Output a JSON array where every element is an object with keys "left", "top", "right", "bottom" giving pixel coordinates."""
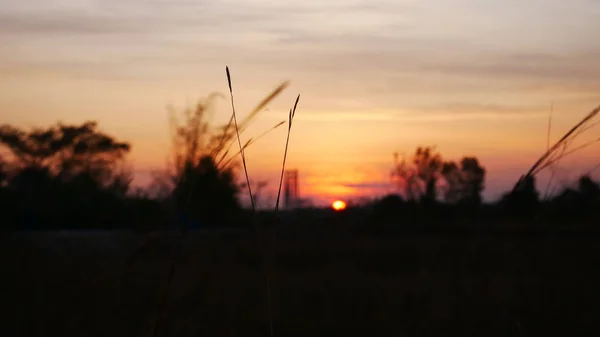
[{"left": 2, "top": 0, "right": 600, "bottom": 205}]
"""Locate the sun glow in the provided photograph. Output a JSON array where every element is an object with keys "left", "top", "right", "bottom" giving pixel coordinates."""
[{"left": 331, "top": 200, "right": 347, "bottom": 211}]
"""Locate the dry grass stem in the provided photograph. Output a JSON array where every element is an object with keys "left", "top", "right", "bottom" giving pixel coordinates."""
[{"left": 514, "top": 103, "right": 600, "bottom": 191}]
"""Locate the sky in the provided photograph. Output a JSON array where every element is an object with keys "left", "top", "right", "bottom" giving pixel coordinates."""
[{"left": 1, "top": 0, "right": 600, "bottom": 206}]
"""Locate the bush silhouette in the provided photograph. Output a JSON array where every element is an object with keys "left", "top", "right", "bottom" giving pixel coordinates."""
[{"left": 0, "top": 121, "right": 131, "bottom": 228}]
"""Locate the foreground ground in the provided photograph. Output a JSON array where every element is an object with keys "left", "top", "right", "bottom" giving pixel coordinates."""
[{"left": 3, "top": 227, "right": 599, "bottom": 337}]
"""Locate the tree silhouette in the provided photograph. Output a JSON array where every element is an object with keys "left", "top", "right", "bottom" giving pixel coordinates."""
[
  {"left": 414, "top": 147, "right": 443, "bottom": 202},
  {"left": 393, "top": 147, "right": 487, "bottom": 208},
  {"left": 548, "top": 175, "right": 600, "bottom": 223},
  {"left": 441, "top": 157, "right": 486, "bottom": 205},
  {"left": 391, "top": 153, "right": 414, "bottom": 200},
  {"left": 0, "top": 121, "right": 130, "bottom": 189},
  {"left": 460, "top": 157, "right": 486, "bottom": 205},
  {"left": 0, "top": 155, "right": 10, "bottom": 213},
  {"left": 392, "top": 147, "right": 442, "bottom": 202},
  {"left": 441, "top": 161, "right": 462, "bottom": 203},
  {"left": 0, "top": 155, "right": 6, "bottom": 187},
  {"left": 577, "top": 175, "right": 600, "bottom": 201},
  {"left": 158, "top": 95, "right": 243, "bottom": 226},
  {"left": 172, "top": 156, "right": 241, "bottom": 225},
  {"left": 574, "top": 175, "right": 600, "bottom": 213},
  {"left": 0, "top": 121, "right": 132, "bottom": 227},
  {"left": 501, "top": 175, "right": 539, "bottom": 218}
]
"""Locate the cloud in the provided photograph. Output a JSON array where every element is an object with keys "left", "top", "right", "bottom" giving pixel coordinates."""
[
  {"left": 291, "top": 104, "right": 549, "bottom": 124},
  {"left": 341, "top": 182, "right": 393, "bottom": 190},
  {"left": 415, "top": 52, "right": 600, "bottom": 84},
  {"left": 0, "top": 12, "right": 140, "bottom": 36},
  {"left": 2, "top": 0, "right": 600, "bottom": 107}
]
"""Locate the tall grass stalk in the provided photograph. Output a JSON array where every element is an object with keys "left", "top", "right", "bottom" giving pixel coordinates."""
[
  {"left": 514, "top": 103, "right": 600, "bottom": 192},
  {"left": 150, "top": 70, "right": 290, "bottom": 337},
  {"left": 263, "top": 93, "right": 301, "bottom": 337},
  {"left": 226, "top": 66, "right": 255, "bottom": 211},
  {"left": 543, "top": 102, "right": 555, "bottom": 199},
  {"left": 218, "top": 120, "right": 286, "bottom": 170},
  {"left": 275, "top": 94, "right": 301, "bottom": 211},
  {"left": 212, "top": 82, "right": 289, "bottom": 163},
  {"left": 547, "top": 101, "right": 553, "bottom": 152},
  {"left": 224, "top": 67, "right": 300, "bottom": 337},
  {"left": 535, "top": 136, "right": 600, "bottom": 174}
]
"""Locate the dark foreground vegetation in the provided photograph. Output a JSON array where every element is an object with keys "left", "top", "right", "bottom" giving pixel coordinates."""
[{"left": 3, "top": 228, "right": 599, "bottom": 337}]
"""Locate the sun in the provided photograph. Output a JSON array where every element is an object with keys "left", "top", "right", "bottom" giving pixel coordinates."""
[{"left": 331, "top": 200, "right": 347, "bottom": 211}]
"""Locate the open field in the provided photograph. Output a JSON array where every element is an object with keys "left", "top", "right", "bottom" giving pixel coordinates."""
[{"left": 3, "top": 228, "right": 600, "bottom": 337}]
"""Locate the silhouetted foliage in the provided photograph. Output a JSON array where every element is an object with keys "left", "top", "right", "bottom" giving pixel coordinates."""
[
  {"left": 393, "top": 148, "right": 486, "bottom": 207},
  {"left": 370, "top": 194, "right": 405, "bottom": 223},
  {"left": 0, "top": 121, "right": 133, "bottom": 228},
  {"left": 459, "top": 157, "right": 486, "bottom": 204},
  {"left": 0, "top": 155, "right": 7, "bottom": 186},
  {"left": 0, "top": 86, "right": 291, "bottom": 229},
  {"left": 0, "top": 121, "right": 131, "bottom": 191},
  {"left": 441, "top": 157, "right": 486, "bottom": 205},
  {"left": 392, "top": 147, "right": 442, "bottom": 203},
  {"left": 172, "top": 155, "right": 241, "bottom": 226},
  {"left": 577, "top": 175, "right": 600, "bottom": 206},
  {"left": 154, "top": 96, "right": 244, "bottom": 227},
  {"left": 378, "top": 194, "right": 404, "bottom": 207},
  {"left": 546, "top": 175, "right": 600, "bottom": 224},
  {"left": 441, "top": 161, "right": 462, "bottom": 203},
  {"left": 0, "top": 117, "right": 597, "bottom": 231},
  {"left": 500, "top": 175, "right": 540, "bottom": 220},
  {"left": 0, "top": 122, "right": 129, "bottom": 179}
]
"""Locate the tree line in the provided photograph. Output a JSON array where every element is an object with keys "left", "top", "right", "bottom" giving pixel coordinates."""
[
  {"left": 372, "top": 146, "right": 600, "bottom": 228},
  {"left": 1, "top": 118, "right": 599, "bottom": 230},
  {"left": 391, "top": 147, "right": 485, "bottom": 205}
]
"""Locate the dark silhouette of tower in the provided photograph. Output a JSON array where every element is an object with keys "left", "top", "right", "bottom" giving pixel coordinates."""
[{"left": 283, "top": 169, "right": 299, "bottom": 209}]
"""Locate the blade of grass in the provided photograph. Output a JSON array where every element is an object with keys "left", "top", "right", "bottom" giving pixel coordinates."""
[
  {"left": 152, "top": 80, "right": 266, "bottom": 337},
  {"left": 265, "top": 93, "right": 300, "bottom": 337},
  {"left": 225, "top": 66, "right": 277, "bottom": 337},
  {"left": 547, "top": 101, "right": 553, "bottom": 152},
  {"left": 514, "top": 104, "right": 600, "bottom": 191},
  {"left": 218, "top": 120, "right": 286, "bottom": 169},
  {"left": 533, "top": 136, "right": 600, "bottom": 176},
  {"left": 543, "top": 102, "right": 554, "bottom": 199},
  {"left": 214, "top": 82, "right": 289, "bottom": 159},
  {"left": 239, "top": 82, "right": 290, "bottom": 131},
  {"left": 226, "top": 66, "right": 255, "bottom": 211},
  {"left": 275, "top": 94, "right": 300, "bottom": 211}
]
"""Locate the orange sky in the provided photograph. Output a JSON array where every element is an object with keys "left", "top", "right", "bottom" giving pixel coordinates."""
[{"left": 1, "top": 0, "right": 600, "bottom": 206}]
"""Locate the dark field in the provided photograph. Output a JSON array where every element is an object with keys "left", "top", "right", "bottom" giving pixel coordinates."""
[{"left": 3, "top": 227, "right": 600, "bottom": 337}]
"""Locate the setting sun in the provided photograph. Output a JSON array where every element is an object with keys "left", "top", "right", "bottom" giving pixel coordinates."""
[{"left": 331, "top": 200, "right": 347, "bottom": 211}]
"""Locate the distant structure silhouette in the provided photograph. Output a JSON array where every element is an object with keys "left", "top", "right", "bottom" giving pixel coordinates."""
[{"left": 283, "top": 169, "right": 299, "bottom": 209}]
